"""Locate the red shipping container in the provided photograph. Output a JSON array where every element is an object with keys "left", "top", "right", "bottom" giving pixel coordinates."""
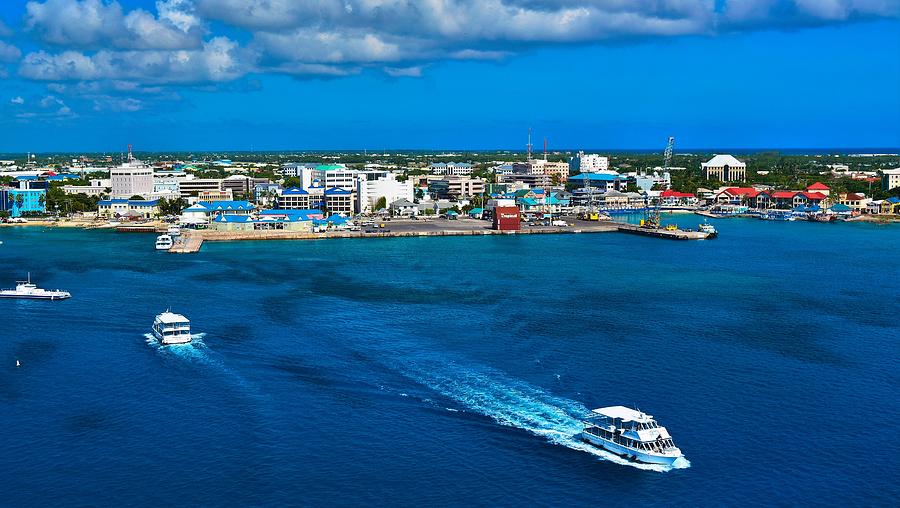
[{"left": 493, "top": 206, "right": 520, "bottom": 231}]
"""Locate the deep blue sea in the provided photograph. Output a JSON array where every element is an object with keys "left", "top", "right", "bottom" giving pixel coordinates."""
[{"left": 1, "top": 219, "right": 898, "bottom": 507}]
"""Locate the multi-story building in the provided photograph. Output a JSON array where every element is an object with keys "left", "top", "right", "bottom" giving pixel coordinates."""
[
  {"left": 324, "top": 187, "right": 355, "bottom": 215},
  {"left": 429, "top": 162, "right": 474, "bottom": 176},
  {"left": 569, "top": 152, "right": 609, "bottom": 173},
  {"left": 430, "top": 175, "right": 485, "bottom": 198},
  {"left": 97, "top": 198, "right": 159, "bottom": 219},
  {"left": 277, "top": 187, "right": 311, "bottom": 209},
  {"left": 357, "top": 172, "right": 414, "bottom": 213},
  {"left": 110, "top": 160, "right": 154, "bottom": 198},
  {"left": 198, "top": 189, "right": 233, "bottom": 202},
  {"left": 0, "top": 187, "right": 47, "bottom": 217},
  {"left": 883, "top": 168, "right": 900, "bottom": 190},
  {"left": 222, "top": 175, "right": 270, "bottom": 198},
  {"left": 519, "top": 159, "right": 570, "bottom": 182},
  {"left": 702, "top": 155, "right": 746, "bottom": 182},
  {"left": 178, "top": 178, "right": 224, "bottom": 199}
]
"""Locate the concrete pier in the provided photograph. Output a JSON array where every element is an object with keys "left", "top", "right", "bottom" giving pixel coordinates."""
[{"left": 615, "top": 223, "right": 711, "bottom": 240}]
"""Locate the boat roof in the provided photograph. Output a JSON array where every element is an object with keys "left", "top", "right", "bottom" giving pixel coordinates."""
[
  {"left": 155, "top": 311, "right": 189, "bottom": 324},
  {"left": 591, "top": 406, "right": 653, "bottom": 422}
]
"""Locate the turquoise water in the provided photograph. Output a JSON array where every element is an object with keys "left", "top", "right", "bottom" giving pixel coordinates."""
[{"left": 1, "top": 220, "right": 898, "bottom": 506}]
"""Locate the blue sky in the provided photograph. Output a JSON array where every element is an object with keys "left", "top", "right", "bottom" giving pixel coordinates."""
[{"left": 0, "top": 0, "right": 898, "bottom": 151}]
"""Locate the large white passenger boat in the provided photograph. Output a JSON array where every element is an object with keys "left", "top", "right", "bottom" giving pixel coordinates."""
[
  {"left": 151, "top": 311, "right": 192, "bottom": 345},
  {"left": 155, "top": 234, "right": 174, "bottom": 251},
  {"left": 581, "top": 406, "right": 684, "bottom": 465},
  {"left": 0, "top": 274, "right": 71, "bottom": 300}
]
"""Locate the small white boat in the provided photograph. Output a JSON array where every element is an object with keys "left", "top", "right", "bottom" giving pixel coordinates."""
[
  {"left": 167, "top": 225, "right": 181, "bottom": 236},
  {"left": 151, "top": 311, "right": 192, "bottom": 345},
  {"left": 698, "top": 222, "right": 718, "bottom": 238},
  {"left": 155, "top": 234, "right": 173, "bottom": 251},
  {"left": 581, "top": 406, "right": 684, "bottom": 466},
  {"left": 0, "top": 273, "right": 71, "bottom": 300}
]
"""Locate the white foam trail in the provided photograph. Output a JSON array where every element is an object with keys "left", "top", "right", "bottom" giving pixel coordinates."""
[
  {"left": 143, "top": 333, "right": 216, "bottom": 365},
  {"left": 399, "top": 359, "right": 689, "bottom": 472}
]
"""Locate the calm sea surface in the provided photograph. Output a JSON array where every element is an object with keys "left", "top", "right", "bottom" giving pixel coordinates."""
[{"left": 1, "top": 219, "right": 898, "bottom": 507}]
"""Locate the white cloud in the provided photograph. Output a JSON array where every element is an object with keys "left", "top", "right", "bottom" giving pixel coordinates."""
[
  {"left": 0, "top": 41, "right": 21, "bottom": 62},
  {"left": 19, "top": 36, "right": 244, "bottom": 83},
  {"left": 92, "top": 96, "right": 144, "bottom": 112},
  {"left": 384, "top": 65, "right": 423, "bottom": 78},
  {"left": 11, "top": 96, "right": 25, "bottom": 105},
  {"left": 24, "top": 0, "right": 203, "bottom": 50}
]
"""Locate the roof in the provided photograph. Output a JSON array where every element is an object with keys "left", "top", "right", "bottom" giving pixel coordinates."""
[
  {"left": 591, "top": 406, "right": 653, "bottom": 423},
  {"left": 702, "top": 154, "right": 745, "bottom": 167},
  {"left": 390, "top": 198, "right": 416, "bottom": 207},
  {"left": 316, "top": 164, "right": 346, "bottom": 171},
  {"left": 830, "top": 203, "right": 851, "bottom": 212},
  {"left": 661, "top": 189, "right": 696, "bottom": 198},
  {"left": 771, "top": 191, "right": 798, "bottom": 199},
  {"left": 281, "top": 187, "right": 309, "bottom": 195},
  {"left": 155, "top": 311, "right": 188, "bottom": 324},
  {"left": 806, "top": 182, "right": 830, "bottom": 190},
  {"left": 324, "top": 187, "right": 351, "bottom": 195},
  {"left": 214, "top": 214, "right": 253, "bottom": 223},
  {"left": 801, "top": 192, "right": 826, "bottom": 200},
  {"left": 844, "top": 193, "right": 865, "bottom": 200},
  {"left": 569, "top": 172, "right": 619, "bottom": 182},
  {"left": 198, "top": 200, "right": 254, "bottom": 211},
  {"left": 468, "top": 207, "right": 484, "bottom": 214}
]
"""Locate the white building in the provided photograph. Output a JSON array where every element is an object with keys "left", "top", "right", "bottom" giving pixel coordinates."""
[
  {"left": 702, "top": 154, "right": 747, "bottom": 182},
  {"left": 110, "top": 160, "right": 154, "bottom": 198},
  {"left": 357, "top": 172, "right": 413, "bottom": 213},
  {"left": 883, "top": 168, "right": 900, "bottom": 190},
  {"left": 429, "top": 162, "right": 474, "bottom": 176},
  {"left": 569, "top": 152, "right": 609, "bottom": 173}
]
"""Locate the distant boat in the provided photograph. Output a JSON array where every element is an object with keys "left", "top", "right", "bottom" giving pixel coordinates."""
[
  {"left": 155, "top": 234, "right": 173, "bottom": 251},
  {"left": 151, "top": 311, "right": 192, "bottom": 345},
  {"left": 0, "top": 273, "right": 71, "bottom": 300},
  {"left": 581, "top": 406, "right": 684, "bottom": 466},
  {"left": 698, "top": 221, "right": 718, "bottom": 238}
]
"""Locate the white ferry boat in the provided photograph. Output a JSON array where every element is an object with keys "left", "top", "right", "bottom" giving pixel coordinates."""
[
  {"left": 698, "top": 222, "right": 718, "bottom": 238},
  {"left": 581, "top": 406, "right": 684, "bottom": 466},
  {"left": 0, "top": 273, "right": 71, "bottom": 300},
  {"left": 155, "top": 234, "right": 173, "bottom": 251},
  {"left": 151, "top": 311, "right": 192, "bottom": 345}
]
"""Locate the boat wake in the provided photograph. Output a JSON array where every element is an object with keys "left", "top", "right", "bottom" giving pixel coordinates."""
[
  {"left": 396, "top": 357, "right": 690, "bottom": 472},
  {"left": 143, "top": 333, "right": 215, "bottom": 365}
]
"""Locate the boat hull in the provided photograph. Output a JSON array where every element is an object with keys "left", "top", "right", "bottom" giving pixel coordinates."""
[
  {"left": 581, "top": 431, "right": 682, "bottom": 466},
  {"left": 0, "top": 293, "right": 70, "bottom": 300},
  {"left": 152, "top": 330, "right": 192, "bottom": 345}
]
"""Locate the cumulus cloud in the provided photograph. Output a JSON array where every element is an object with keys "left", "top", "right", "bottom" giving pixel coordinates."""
[
  {"left": 14, "top": 94, "right": 76, "bottom": 118},
  {"left": 24, "top": 0, "right": 203, "bottom": 50},
  {"left": 11, "top": 96, "right": 25, "bottom": 105},
  {"left": 19, "top": 36, "right": 244, "bottom": 83}
]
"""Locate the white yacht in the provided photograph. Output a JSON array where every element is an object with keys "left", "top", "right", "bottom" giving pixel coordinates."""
[
  {"left": 155, "top": 234, "right": 173, "bottom": 251},
  {"left": 581, "top": 406, "right": 684, "bottom": 466},
  {"left": 151, "top": 311, "right": 192, "bottom": 345},
  {"left": 0, "top": 273, "right": 71, "bottom": 300}
]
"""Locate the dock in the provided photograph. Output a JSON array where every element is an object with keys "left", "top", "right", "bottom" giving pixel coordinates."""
[
  {"left": 615, "top": 223, "right": 711, "bottom": 240},
  {"left": 168, "top": 231, "right": 204, "bottom": 253}
]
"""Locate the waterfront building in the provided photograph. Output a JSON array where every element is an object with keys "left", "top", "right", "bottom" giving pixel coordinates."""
[
  {"left": 716, "top": 187, "right": 771, "bottom": 209},
  {"left": 179, "top": 200, "right": 254, "bottom": 224},
  {"left": 97, "top": 198, "right": 159, "bottom": 219},
  {"left": 702, "top": 155, "right": 746, "bottom": 182},
  {"left": 110, "top": 160, "right": 154, "bottom": 198},
  {"left": 633, "top": 171, "right": 672, "bottom": 192},
  {"left": 569, "top": 152, "right": 609, "bottom": 173},
  {"left": 429, "top": 162, "right": 474, "bottom": 176},
  {"left": 0, "top": 187, "right": 47, "bottom": 217},
  {"left": 259, "top": 209, "right": 324, "bottom": 221},
  {"left": 883, "top": 168, "right": 900, "bottom": 190},
  {"left": 357, "top": 172, "right": 413, "bottom": 213},
  {"left": 211, "top": 214, "right": 313, "bottom": 233},
  {"left": 659, "top": 189, "right": 699, "bottom": 207},
  {"left": 324, "top": 187, "right": 355, "bottom": 215},
  {"left": 277, "top": 187, "right": 311, "bottom": 209},
  {"left": 839, "top": 193, "right": 870, "bottom": 212}
]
